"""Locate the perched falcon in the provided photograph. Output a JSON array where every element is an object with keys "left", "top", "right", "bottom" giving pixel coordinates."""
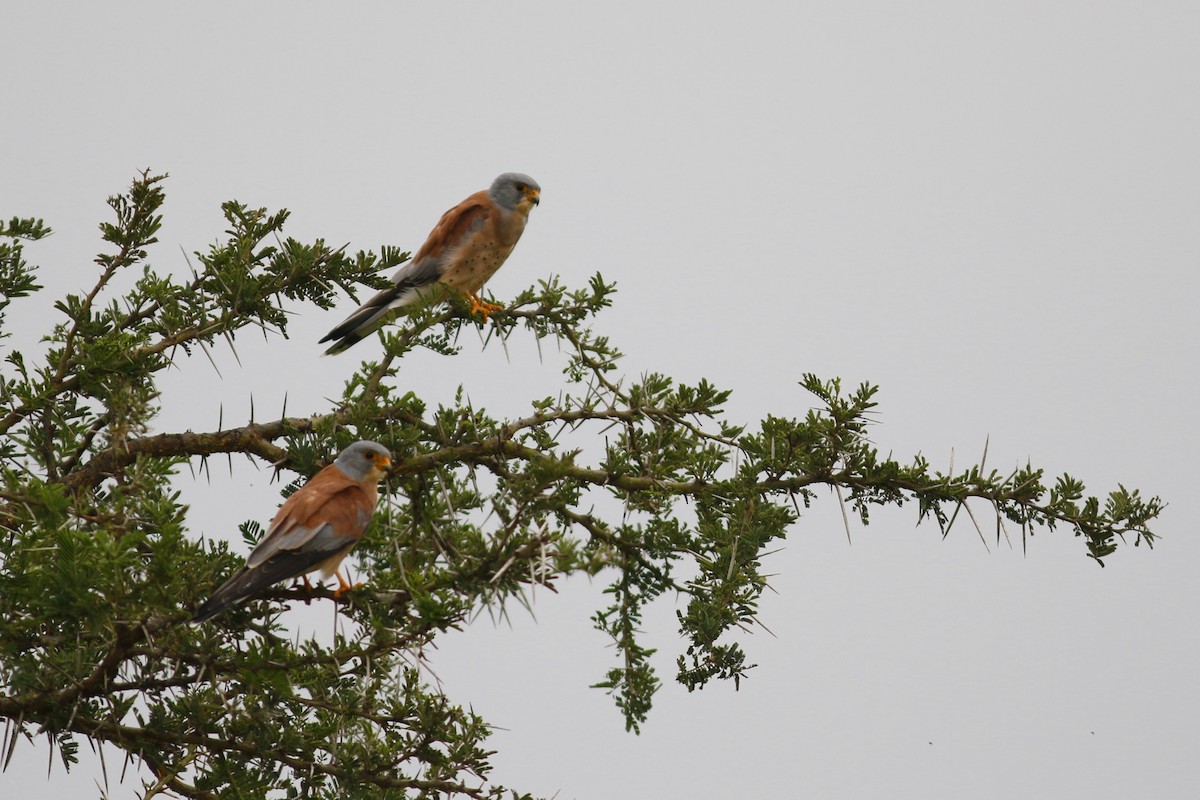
[
  {"left": 320, "top": 172, "right": 541, "bottom": 355},
  {"left": 191, "top": 440, "right": 393, "bottom": 623}
]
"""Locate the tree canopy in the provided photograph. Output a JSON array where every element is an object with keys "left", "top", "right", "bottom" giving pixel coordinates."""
[{"left": 0, "top": 172, "right": 1163, "bottom": 799}]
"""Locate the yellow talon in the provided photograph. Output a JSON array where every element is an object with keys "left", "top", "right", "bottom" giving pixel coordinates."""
[
  {"left": 331, "top": 570, "right": 362, "bottom": 600},
  {"left": 466, "top": 291, "right": 503, "bottom": 322}
]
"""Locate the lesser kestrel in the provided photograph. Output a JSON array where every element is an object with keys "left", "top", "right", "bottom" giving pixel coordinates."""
[
  {"left": 321, "top": 172, "right": 541, "bottom": 355},
  {"left": 191, "top": 440, "right": 392, "bottom": 622}
]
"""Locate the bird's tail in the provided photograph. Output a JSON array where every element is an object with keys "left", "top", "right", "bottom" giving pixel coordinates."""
[
  {"left": 321, "top": 330, "right": 367, "bottom": 356},
  {"left": 190, "top": 558, "right": 304, "bottom": 623},
  {"left": 190, "top": 567, "right": 257, "bottom": 623},
  {"left": 320, "top": 281, "right": 443, "bottom": 355},
  {"left": 319, "top": 288, "right": 406, "bottom": 355}
]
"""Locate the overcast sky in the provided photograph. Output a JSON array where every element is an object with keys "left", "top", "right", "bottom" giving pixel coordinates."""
[{"left": 4, "top": 2, "right": 1199, "bottom": 798}]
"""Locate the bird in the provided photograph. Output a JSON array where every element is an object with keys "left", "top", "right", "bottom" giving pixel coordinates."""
[
  {"left": 320, "top": 172, "right": 542, "bottom": 355},
  {"left": 191, "top": 440, "right": 393, "bottom": 623}
]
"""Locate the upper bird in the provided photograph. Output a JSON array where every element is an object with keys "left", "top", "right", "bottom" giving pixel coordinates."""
[
  {"left": 191, "top": 440, "right": 393, "bottom": 623},
  {"left": 320, "top": 173, "right": 541, "bottom": 355}
]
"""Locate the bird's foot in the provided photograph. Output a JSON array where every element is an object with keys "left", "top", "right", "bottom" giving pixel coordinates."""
[
  {"left": 288, "top": 576, "right": 318, "bottom": 602},
  {"left": 332, "top": 572, "right": 364, "bottom": 600},
  {"left": 466, "top": 292, "right": 503, "bottom": 322}
]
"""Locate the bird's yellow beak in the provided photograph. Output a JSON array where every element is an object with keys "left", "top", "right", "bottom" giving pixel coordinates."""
[{"left": 526, "top": 188, "right": 540, "bottom": 206}]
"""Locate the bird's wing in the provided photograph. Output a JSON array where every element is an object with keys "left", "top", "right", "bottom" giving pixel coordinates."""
[
  {"left": 246, "top": 464, "right": 374, "bottom": 568},
  {"left": 319, "top": 194, "right": 493, "bottom": 351},
  {"left": 189, "top": 526, "right": 356, "bottom": 623},
  {"left": 190, "top": 467, "right": 377, "bottom": 623},
  {"left": 409, "top": 192, "right": 492, "bottom": 267}
]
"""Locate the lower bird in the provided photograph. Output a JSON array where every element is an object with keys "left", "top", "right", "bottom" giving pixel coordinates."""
[
  {"left": 191, "top": 440, "right": 392, "bottom": 623},
  {"left": 320, "top": 172, "right": 541, "bottom": 355}
]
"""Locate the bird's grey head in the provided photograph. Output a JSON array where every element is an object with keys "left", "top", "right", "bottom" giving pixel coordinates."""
[
  {"left": 335, "top": 440, "right": 392, "bottom": 480},
  {"left": 489, "top": 173, "right": 541, "bottom": 211}
]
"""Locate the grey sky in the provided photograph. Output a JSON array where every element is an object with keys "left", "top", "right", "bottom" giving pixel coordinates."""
[{"left": 4, "top": 2, "right": 1198, "bottom": 797}]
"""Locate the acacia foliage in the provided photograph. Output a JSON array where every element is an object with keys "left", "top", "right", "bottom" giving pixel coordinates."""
[{"left": 0, "top": 172, "right": 1163, "bottom": 799}]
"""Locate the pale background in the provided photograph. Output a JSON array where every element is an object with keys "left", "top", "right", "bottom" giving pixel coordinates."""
[{"left": 3, "top": 2, "right": 1198, "bottom": 797}]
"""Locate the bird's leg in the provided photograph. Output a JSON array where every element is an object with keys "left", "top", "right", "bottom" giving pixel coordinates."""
[
  {"left": 466, "top": 290, "right": 503, "bottom": 322},
  {"left": 284, "top": 576, "right": 318, "bottom": 606}
]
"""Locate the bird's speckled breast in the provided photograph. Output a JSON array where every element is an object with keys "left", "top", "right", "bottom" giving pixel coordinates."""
[{"left": 440, "top": 208, "right": 529, "bottom": 293}]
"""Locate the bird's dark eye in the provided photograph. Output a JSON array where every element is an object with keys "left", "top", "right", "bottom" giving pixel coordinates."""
[{"left": 516, "top": 183, "right": 526, "bottom": 192}]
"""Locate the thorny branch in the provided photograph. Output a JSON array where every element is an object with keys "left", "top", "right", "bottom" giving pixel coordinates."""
[{"left": 0, "top": 172, "right": 1164, "bottom": 799}]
